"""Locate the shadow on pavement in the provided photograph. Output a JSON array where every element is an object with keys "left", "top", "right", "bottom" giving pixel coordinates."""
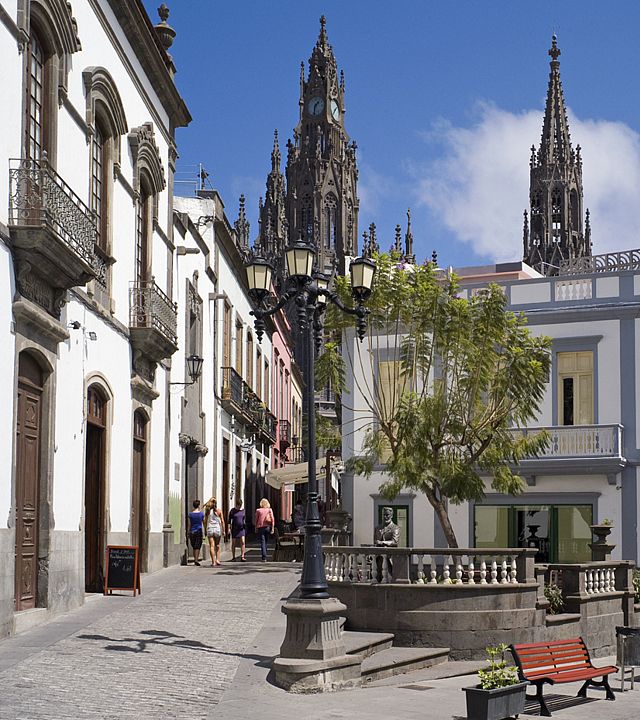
[
  {"left": 75, "top": 629, "right": 273, "bottom": 666},
  {"left": 523, "top": 692, "right": 599, "bottom": 715}
]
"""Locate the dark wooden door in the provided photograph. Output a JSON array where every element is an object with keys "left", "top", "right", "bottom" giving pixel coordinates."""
[
  {"left": 85, "top": 387, "right": 106, "bottom": 593},
  {"left": 14, "top": 353, "right": 43, "bottom": 611},
  {"left": 131, "top": 411, "right": 147, "bottom": 571},
  {"left": 222, "top": 438, "right": 230, "bottom": 529}
]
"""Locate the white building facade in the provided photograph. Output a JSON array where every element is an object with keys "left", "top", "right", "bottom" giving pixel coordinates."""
[
  {"left": 0, "top": 0, "right": 190, "bottom": 636},
  {"left": 174, "top": 192, "right": 276, "bottom": 535},
  {"left": 342, "top": 256, "right": 640, "bottom": 565}
]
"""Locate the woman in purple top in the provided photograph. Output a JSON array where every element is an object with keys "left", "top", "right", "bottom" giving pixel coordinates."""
[
  {"left": 228, "top": 499, "right": 246, "bottom": 562},
  {"left": 187, "top": 499, "right": 204, "bottom": 566}
]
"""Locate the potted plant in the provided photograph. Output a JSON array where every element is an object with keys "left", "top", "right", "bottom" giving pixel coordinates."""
[{"left": 463, "top": 644, "right": 527, "bottom": 720}]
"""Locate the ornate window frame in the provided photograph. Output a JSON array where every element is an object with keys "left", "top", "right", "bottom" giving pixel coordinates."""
[{"left": 20, "top": 0, "right": 81, "bottom": 98}]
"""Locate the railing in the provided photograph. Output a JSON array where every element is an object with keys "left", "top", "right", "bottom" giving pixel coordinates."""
[
  {"left": 514, "top": 424, "right": 622, "bottom": 459},
  {"left": 323, "top": 546, "right": 537, "bottom": 585},
  {"left": 264, "top": 410, "right": 278, "bottom": 441},
  {"left": 8, "top": 156, "right": 104, "bottom": 278},
  {"left": 560, "top": 249, "right": 640, "bottom": 275},
  {"left": 554, "top": 278, "right": 592, "bottom": 301},
  {"left": 279, "top": 419, "right": 291, "bottom": 447},
  {"left": 129, "top": 279, "right": 178, "bottom": 346},
  {"left": 542, "top": 562, "right": 630, "bottom": 598},
  {"left": 221, "top": 367, "right": 244, "bottom": 408}
]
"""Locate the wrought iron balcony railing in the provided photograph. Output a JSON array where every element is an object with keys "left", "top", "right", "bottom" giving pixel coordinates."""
[
  {"left": 8, "top": 157, "right": 104, "bottom": 283},
  {"left": 221, "top": 367, "right": 244, "bottom": 410},
  {"left": 129, "top": 279, "right": 178, "bottom": 357},
  {"left": 279, "top": 419, "right": 291, "bottom": 449}
]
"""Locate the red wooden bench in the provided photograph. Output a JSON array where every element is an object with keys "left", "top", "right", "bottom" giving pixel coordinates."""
[{"left": 510, "top": 638, "right": 617, "bottom": 716}]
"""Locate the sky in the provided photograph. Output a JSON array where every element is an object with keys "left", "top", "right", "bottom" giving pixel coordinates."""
[{"left": 143, "top": 0, "right": 640, "bottom": 269}]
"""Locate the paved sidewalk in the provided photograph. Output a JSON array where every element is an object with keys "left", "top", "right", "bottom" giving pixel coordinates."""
[{"left": 0, "top": 553, "right": 300, "bottom": 720}]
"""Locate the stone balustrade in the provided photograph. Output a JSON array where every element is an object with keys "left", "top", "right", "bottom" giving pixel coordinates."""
[{"left": 323, "top": 546, "right": 537, "bottom": 586}]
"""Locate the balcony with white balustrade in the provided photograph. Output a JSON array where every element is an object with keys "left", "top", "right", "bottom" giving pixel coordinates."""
[{"left": 512, "top": 424, "right": 626, "bottom": 477}]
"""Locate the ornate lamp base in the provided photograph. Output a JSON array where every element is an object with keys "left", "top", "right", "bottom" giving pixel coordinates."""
[{"left": 272, "top": 597, "right": 363, "bottom": 692}]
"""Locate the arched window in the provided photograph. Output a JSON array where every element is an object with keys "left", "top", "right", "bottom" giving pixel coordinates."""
[
  {"left": 83, "top": 67, "right": 128, "bottom": 257},
  {"left": 26, "top": 29, "right": 45, "bottom": 163},
  {"left": 135, "top": 177, "right": 152, "bottom": 284}
]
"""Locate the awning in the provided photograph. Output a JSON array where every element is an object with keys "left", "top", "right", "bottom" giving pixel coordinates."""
[{"left": 265, "top": 461, "right": 326, "bottom": 489}]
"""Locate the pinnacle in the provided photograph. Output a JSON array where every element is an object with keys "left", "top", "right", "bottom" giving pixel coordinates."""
[{"left": 549, "top": 34, "right": 561, "bottom": 63}]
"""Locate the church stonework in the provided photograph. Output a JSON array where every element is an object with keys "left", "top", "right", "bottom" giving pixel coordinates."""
[
  {"left": 252, "top": 16, "right": 359, "bottom": 282},
  {"left": 523, "top": 36, "right": 592, "bottom": 276}
]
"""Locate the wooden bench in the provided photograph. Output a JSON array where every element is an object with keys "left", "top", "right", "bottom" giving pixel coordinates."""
[{"left": 510, "top": 638, "right": 617, "bottom": 716}]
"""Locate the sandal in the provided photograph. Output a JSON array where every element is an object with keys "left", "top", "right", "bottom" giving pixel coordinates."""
[{"left": 241, "top": 557, "right": 247, "bottom": 562}]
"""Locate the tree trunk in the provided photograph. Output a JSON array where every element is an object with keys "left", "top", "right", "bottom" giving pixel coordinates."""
[{"left": 427, "top": 490, "right": 459, "bottom": 548}]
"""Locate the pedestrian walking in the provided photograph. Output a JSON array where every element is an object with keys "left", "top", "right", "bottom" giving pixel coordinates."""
[
  {"left": 254, "top": 498, "right": 275, "bottom": 562},
  {"left": 204, "top": 497, "right": 225, "bottom": 567},
  {"left": 228, "top": 498, "right": 247, "bottom": 561},
  {"left": 188, "top": 499, "right": 205, "bottom": 566}
]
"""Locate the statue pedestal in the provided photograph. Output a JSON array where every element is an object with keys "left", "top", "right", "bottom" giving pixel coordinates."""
[{"left": 272, "top": 597, "right": 362, "bottom": 693}]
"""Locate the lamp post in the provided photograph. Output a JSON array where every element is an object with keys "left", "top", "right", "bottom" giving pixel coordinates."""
[{"left": 245, "top": 242, "right": 375, "bottom": 600}]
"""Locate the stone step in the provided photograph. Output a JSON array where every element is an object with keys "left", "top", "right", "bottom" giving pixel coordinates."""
[
  {"left": 343, "top": 630, "right": 395, "bottom": 658},
  {"left": 360, "top": 646, "right": 450, "bottom": 683}
]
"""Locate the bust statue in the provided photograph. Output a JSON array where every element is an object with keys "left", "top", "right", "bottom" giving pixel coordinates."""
[{"left": 374, "top": 507, "right": 400, "bottom": 547}]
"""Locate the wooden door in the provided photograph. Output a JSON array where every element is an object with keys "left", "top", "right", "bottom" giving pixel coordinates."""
[
  {"left": 131, "top": 411, "right": 147, "bottom": 570},
  {"left": 14, "top": 353, "right": 43, "bottom": 611},
  {"left": 85, "top": 386, "right": 107, "bottom": 592},
  {"left": 222, "top": 438, "right": 230, "bottom": 526}
]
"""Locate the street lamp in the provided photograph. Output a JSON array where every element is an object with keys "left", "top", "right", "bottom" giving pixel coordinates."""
[
  {"left": 246, "top": 243, "right": 376, "bottom": 599},
  {"left": 170, "top": 354, "right": 204, "bottom": 386}
]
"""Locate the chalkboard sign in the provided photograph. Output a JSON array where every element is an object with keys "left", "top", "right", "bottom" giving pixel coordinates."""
[{"left": 104, "top": 546, "right": 141, "bottom": 596}]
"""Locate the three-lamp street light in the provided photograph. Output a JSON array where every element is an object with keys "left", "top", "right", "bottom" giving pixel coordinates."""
[{"left": 245, "top": 239, "right": 376, "bottom": 599}]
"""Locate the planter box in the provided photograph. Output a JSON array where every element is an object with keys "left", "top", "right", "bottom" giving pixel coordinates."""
[{"left": 463, "top": 682, "right": 527, "bottom": 720}]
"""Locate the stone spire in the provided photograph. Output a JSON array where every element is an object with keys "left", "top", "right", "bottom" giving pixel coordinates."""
[
  {"left": 256, "top": 130, "right": 287, "bottom": 266},
  {"left": 404, "top": 208, "right": 415, "bottom": 262},
  {"left": 234, "top": 194, "right": 250, "bottom": 253},
  {"left": 523, "top": 36, "right": 591, "bottom": 275},
  {"left": 394, "top": 224, "right": 402, "bottom": 253}
]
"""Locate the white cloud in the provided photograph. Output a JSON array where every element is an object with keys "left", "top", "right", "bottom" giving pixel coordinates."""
[{"left": 415, "top": 102, "right": 640, "bottom": 261}]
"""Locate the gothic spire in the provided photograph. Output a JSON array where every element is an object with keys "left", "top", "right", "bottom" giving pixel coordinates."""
[
  {"left": 394, "top": 224, "right": 402, "bottom": 253},
  {"left": 539, "top": 35, "right": 572, "bottom": 164},
  {"left": 271, "top": 129, "right": 281, "bottom": 171},
  {"left": 523, "top": 36, "right": 591, "bottom": 275},
  {"left": 234, "top": 194, "right": 250, "bottom": 252},
  {"left": 405, "top": 208, "right": 414, "bottom": 262}
]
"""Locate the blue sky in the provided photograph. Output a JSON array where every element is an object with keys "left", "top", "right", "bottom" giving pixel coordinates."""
[{"left": 144, "top": 1, "right": 640, "bottom": 268}]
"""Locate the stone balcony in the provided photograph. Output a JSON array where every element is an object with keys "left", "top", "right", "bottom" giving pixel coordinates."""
[
  {"left": 128, "top": 279, "right": 178, "bottom": 363},
  {"left": 8, "top": 156, "right": 105, "bottom": 316},
  {"left": 513, "top": 424, "right": 626, "bottom": 477}
]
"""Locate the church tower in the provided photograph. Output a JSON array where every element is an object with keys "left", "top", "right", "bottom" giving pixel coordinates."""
[
  {"left": 523, "top": 36, "right": 591, "bottom": 275},
  {"left": 284, "top": 16, "right": 359, "bottom": 276}
]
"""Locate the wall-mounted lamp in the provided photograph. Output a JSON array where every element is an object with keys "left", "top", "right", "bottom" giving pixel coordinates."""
[
  {"left": 68, "top": 320, "right": 81, "bottom": 330},
  {"left": 170, "top": 354, "right": 204, "bottom": 386},
  {"left": 196, "top": 215, "right": 215, "bottom": 227}
]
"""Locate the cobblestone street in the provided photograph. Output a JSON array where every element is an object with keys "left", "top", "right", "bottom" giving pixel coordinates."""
[{"left": 0, "top": 558, "right": 300, "bottom": 720}]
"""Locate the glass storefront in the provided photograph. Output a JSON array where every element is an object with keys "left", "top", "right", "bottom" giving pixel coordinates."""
[{"left": 474, "top": 503, "right": 593, "bottom": 562}]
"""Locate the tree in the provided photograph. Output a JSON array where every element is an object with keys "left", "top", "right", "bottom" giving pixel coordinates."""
[{"left": 319, "top": 251, "right": 551, "bottom": 548}]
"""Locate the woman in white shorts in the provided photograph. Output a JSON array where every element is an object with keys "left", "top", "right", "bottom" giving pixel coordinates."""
[{"left": 204, "top": 497, "right": 225, "bottom": 567}]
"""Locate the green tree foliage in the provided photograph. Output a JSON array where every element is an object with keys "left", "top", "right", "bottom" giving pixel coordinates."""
[{"left": 318, "top": 251, "right": 551, "bottom": 547}]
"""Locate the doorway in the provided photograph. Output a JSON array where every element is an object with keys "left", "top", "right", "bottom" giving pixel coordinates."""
[
  {"left": 131, "top": 410, "right": 148, "bottom": 571},
  {"left": 14, "top": 352, "right": 44, "bottom": 610},
  {"left": 85, "top": 385, "right": 108, "bottom": 592}
]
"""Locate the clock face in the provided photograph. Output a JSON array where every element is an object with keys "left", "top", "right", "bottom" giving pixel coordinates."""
[
  {"left": 330, "top": 99, "right": 340, "bottom": 120},
  {"left": 307, "top": 96, "right": 324, "bottom": 116}
]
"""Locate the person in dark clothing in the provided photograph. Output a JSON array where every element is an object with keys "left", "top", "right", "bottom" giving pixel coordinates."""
[
  {"left": 228, "top": 499, "right": 246, "bottom": 561},
  {"left": 188, "top": 499, "right": 204, "bottom": 566}
]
